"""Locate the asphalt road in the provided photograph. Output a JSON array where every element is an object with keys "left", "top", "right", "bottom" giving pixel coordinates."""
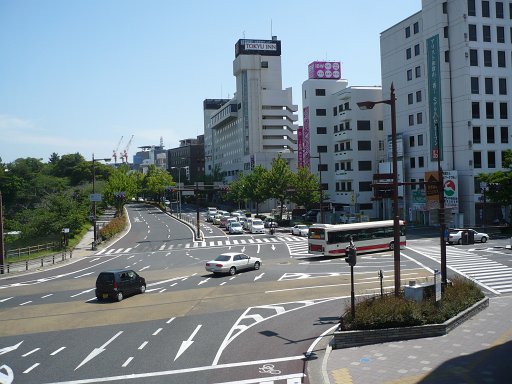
[{"left": 1, "top": 204, "right": 510, "bottom": 384}]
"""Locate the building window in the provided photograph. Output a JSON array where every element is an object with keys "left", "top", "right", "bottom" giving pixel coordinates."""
[
  {"left": 408, "top": 114, "right": 414, "bottom": 126},
  {"left": 318, "top": 164, "right": 328, "bottom": 172},
  {"left": 444, "top": 26, "right": 449, "bottom": 38},
  {"left": 499, "top": 78, "right": 507, "bottom": 95},
  {"left": 468, "top": 0, "right": 476, "bottom": 16},
  {"left": 472, "top": 102, "right": 480, "bottom": 118},
  {"left": 471, "top": 76, "right": 480, "bottom": 94},
  {"left": 442, "top": 2, "right": 447, "bottom": 14},
  {"left": 488, "top": 151, "right": 496, "bottom": 168},
  {"left": 414, "top": 44, "right": 420, "bottom": 56},
  {"left": 470, "top": 49, "right": 478, "bottom": 66},
  {"left": 316, "top": 108, "right": 326, "bottom": 116},
  {"left": 261, "top": 61, "right": 268, "bottom": 68},
  {"left": 359, "top": 181, "right": 373, "bottom": 192},
  {"left": 408, "top": 93, "right": 413, "bottom": 104},
  {"left": 486, "top": 102, "right": 494, "bottom": 118},
  {"left": 417, "top": 112, "right": 423, "bottom": 124},
  {"left": 482, "top": 1, "right": 490, "bottom": 17},
  {"left": 497, "top": 26, "right": 505, "bottom": 43},
  {"left": 484, "top": 77, "right": 493, "bottom": 94},
  {"left": 406, "top": 48, "right": 412, "bottom": 59},
  {"left": 484, "top": 50, "right": 492, "bottom": 66},
  {"left": 500, "top": 102, "right": 508, "bottom": 119},
  {"left": 405, "top": 26, "right": 411, "bottom": 38},
  {"left": 487, "top": 126, "right": 495, "bottom": 143},
  {"left": 501, "top": 126, "right": 509, "bottom": 143},
  {"left": 416, "top": 90, "right": 422, "bottom": 102},
  {"left": 496, "top": 1, "right": 504, "bottom": 18},
  {"left": 378, "top": 140, "right": 385, "bottom": 150},
  {"left": 316, "top": 127, "right": 327, "bottom": 134},
  {"left": 415, "top": 66, "right": 421, "bottom": 78},
  {"left": 483, "top": 25, "right": 491, "bottom": 42},
  {"left": 378, "top": 121, "right": 383, "bottom": 130},
  {"left": 418, "top": 134, "right": 424, "bottom": 146},
  {"left": 333, "top": 106, "right": 337, "bottom": 116},
  {"left": 474, "top": 151, "right": 482, "bottom": 168},
  {"left": 473, "top": 126, "right": 481, "bottom": 143},
  {"left": 357, "top": 141, "right": 372, "bottom": 150},
  {"left": 357, "top": 120, "right": 371, "bottom": 130},
  {"left": 418, "top": 156, "right": 424, "bottom": 168},
  {"left": 409, "top": 136, "right": 415, "bottom": 147},
  {"left": 315, "top": 89, "right": 326, "bottom": 96},
  {"left": 445, "top": 50, "right": 450, "bottom": 63},
  {"left": 469, "top": 24, "right": 477, "bottom": 41},
  {"left": 413, "top": 22, "right": 419, "bottom": 34},
  {"left": 497, "top": 50, "right": 506, "bottom": 67},
  {"left": 317, "top": 145, "right": 327, "bottom": 153},
  {"left": 410, "top": 157, "right": 416, "bottom": 168},
  {"left": 407, "top": 69, "right": 412, "bottom": 81},
  {"left": 358, "top": 161, "right": 372, "bottom": 171}
]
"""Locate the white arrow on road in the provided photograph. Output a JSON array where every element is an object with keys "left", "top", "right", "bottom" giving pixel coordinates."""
[
  {"left": 0, "top": 341, "right": 23, "bottom": 355},
  {"left": 254, "top": 273, "right": 264, "bottom": 281},
  {"left": 174, "top": 324, "right": 202, "bottom": 361},
  {"left": 241, "top": 246, "right": 246, "bottom": 252},
  {"left": 75, "top": 331, "right": 123, "bottom": 370}
]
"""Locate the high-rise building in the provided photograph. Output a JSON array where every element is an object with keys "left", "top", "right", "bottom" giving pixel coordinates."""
[
  {"left": 381, "top": 0, "right": 511, "bottom": 226},
  {"left": 204, "top": 37, "right": 299, "bottom": 182}
]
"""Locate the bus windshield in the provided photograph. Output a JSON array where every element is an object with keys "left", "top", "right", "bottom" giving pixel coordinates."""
[{"left": 308, "top": 227, "right": 325, "bottom": 240}]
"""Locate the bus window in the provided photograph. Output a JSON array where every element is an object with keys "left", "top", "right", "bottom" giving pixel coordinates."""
[{"left": 309, "top": 228, "right": 325, "bottom": 240}]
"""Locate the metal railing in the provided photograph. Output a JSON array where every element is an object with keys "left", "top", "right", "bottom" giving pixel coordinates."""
[
  {"left": 6, "top": 242, "right": 61, "bottom": 261},
  {"left": 1, "top": 248, "right": 73, "bottom": 275}
]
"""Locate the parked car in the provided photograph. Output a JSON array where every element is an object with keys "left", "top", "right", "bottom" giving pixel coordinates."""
[
  {"left": 291, "top": 224, "right": 309, "bottom": 237},
  {"left": 250, "top": 219, "right": 265, "bottom": 234},
  {"left": 228, "top": 222, "right": 244, "bottom": 234},
  {"left": 205, "top": 252, "right": 261, "bottom": 275},
  {"left": 448, "top": 229, "right": 489, "bottom": 245},
  {"left": 95, "top": 269, "right": 146, "bottom": 302}
]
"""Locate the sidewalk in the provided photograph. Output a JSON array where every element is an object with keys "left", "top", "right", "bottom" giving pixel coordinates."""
[{"left": 322, "top": 295, "right": 512, "bottom": 384}]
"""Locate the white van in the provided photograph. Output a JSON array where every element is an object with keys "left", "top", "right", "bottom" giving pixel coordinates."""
[
  {"left": 250, "top": 219, "right": 265, "bottom": 234},
  {"left": 207, "top": 207, "right": 218, "bottom": 222}
]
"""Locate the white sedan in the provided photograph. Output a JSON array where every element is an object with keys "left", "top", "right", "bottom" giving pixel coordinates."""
[
  {"left": 205, "top": 252, "right": 262, "bottom": 275},
  {"left": 448, "top": 229, "right": 489, "bottom": 244},
  {"left": 228, "top": 222, "right": 244, "bottom": 234},
  {"left": 291, "top": 224, "right": 309, "bottom": 237}
]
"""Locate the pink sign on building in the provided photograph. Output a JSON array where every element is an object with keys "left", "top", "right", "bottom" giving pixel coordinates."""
[
  {"left": 308, "top": 61, "right": 341, "bottom": 80},
  {"left": 297, "top": 126, "right": 304, "bottom": 168},
  {"left": 303, "top": 107, "right": 310, "bottom": 169}
]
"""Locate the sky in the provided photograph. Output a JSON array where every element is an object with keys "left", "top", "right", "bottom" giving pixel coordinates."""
[{"left": 0, "top": 0, "right": 421, "bottom": 164}]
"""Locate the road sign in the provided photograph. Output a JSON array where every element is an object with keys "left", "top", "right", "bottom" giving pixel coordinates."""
[{"left": 89, "top": 193, "right": 102, "bottom": 202}]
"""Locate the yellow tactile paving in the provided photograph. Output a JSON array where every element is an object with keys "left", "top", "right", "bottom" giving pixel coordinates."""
[{"left": 331, "top": 368, "right": 353, "bottom": 384}]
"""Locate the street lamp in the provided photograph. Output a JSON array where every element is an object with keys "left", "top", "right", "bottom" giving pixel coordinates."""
[
  {"left": 310, "top": 153, "right": 324, "bottom": 224},
  {"left": 358, "top": 83, "right": 401, "bottom": 296},
  {"left": 91, "top": 154, "right": 111, "bottom": 250},
  {"left": 0, "top": 190, "right": 5, "bottom": 274},
  {"left": 171, "top": 166, "right": 189, "bottom": 219}
]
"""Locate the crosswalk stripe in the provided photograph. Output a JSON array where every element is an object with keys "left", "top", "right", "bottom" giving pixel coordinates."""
[
  {"left": 95, "top": 249, "right": 106, "bottom": 255},
  {"left": 124, "top": 248, "right": 132, "bottom": 253},
  {"left": 159, "top": 245, "right": 165, "bottom": 250}
]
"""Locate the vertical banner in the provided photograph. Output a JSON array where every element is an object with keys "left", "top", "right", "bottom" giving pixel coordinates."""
[
  {"left": 303, "top": 107, "right": 311, "bottom": 169},
  {"left": 427, "top": 34, "right": 443, "bottom": 161},
  {"left": 297, "top": 126, "right": 304, "bottom": 168}
]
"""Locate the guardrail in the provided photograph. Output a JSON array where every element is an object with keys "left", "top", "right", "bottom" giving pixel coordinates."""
[
  {"left": 1, "top": 248, "right": 73, "bottom": 275},
  {"left": 6, "top": 242, "right": 60, "bottom": 260}
]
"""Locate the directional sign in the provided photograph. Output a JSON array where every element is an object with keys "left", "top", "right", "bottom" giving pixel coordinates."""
[{"left": 89, "top": 193, "right": 102, "bottom": 202}]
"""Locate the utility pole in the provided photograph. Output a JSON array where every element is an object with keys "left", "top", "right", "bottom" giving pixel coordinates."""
[
  {"left": 436, "top": 122, "right": 447, "bottom": 285},
  {"left": 0, "top": 191, "right": 5, "bottom": 274}
]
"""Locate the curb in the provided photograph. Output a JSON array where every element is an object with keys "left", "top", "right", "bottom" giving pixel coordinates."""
[{"left": 332, "top": 296, "right": 489, "bottom": 349}]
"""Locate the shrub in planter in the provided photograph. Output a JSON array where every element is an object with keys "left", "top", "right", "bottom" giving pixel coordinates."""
[{"left": 99, "top": 214, "right": 127, "bottom": 241}]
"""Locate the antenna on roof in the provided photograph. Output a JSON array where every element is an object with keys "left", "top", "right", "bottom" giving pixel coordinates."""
[{"left": 270, "top": 19, "right": 272, "bottom": 38}]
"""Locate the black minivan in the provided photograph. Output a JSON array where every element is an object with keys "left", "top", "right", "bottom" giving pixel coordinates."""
[{"left": 95, "top": 269, "right": 146, "bottom": 302}]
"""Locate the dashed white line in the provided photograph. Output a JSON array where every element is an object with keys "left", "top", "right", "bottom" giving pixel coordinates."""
[
  {"left": 153, "top": 328, "right": 163, "bottom": 336},
  {"left": 23, "top": 363, "right": 40, "bottom": 373},
  {"left": 22, "top": 348, "right": 40, "bottom": 357},
  {"left": 50, "top": 347, "right": 66, "bottom": 356},
  {"left": 19, "top": 301, "right": 32, "bottom": 306},
  {"left": 166, "top": 317, "right": 175, "bottom": 324},
  {"left": 138, "top": 341, "right": 148, "bottom": 350},
  {"left": 122, "top": 357, "right": 134, "bottom": 367}
]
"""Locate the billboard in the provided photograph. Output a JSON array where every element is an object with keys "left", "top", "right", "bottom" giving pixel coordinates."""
[
  {"left": 424, "top": 170, "right": 458, "bottom": 210},
  {"left": 235, "top": 39, "right": 281, "bottom": 57},
  {"left": 427, "top": 34, "right": 443, "bottom": 161},
  {"left": 308, "top": 61, "right": 341, "bottom": 79},
  {"left": 303, "top": 107, "right": 311, "bottom": 168},
  {"left": 297, "top": 126, "right": 304, "bottom": 168}
]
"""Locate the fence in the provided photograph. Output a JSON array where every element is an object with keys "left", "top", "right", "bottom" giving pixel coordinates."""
[
  {"left": 1, "top": 248, "right": 73, "bottom": 274},
  {"left": 6, "top": 242, "right": 61, "bottom": 261}
]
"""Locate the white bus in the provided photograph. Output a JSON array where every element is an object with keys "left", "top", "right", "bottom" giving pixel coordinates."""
[{"left": 307, "top": 220, "right": 406, "bottom": 256}]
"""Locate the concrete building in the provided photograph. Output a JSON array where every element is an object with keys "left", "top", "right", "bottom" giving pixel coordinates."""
[
  {"left": 168, "top": 136, "right": 205, "bottom": 183},
  {"left": 204, "top": 37, "right": 299, "bottom": 182},
  {"left": 381, "top": 0, "right": 511, "bottom": 227},
  {"left": 133, "top": 145, "right": 168, "bottom": 174},
  {"left": 302, "top": 62, "right": 386, "bottom": 220}
]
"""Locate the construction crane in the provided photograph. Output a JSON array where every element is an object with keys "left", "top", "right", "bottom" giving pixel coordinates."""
[
  {"left": 113, "top": 136, "right": 124, "bottom": 165},
  {"left": 121, "top": 135, "right": 134, "bottom": 163}
]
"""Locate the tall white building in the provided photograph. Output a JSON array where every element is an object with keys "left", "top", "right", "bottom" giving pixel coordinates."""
[
  {"left": 302, "top": 62, "right": 386, "bottom": 219},
  {"left": 204, "top": 37, "right": 299, "bottom": 182},
  {"left": 381, "top": 0, "right": 511, "bottom": 226}
]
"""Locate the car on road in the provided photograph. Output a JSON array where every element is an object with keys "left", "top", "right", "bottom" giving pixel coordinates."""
[
  {"left": 228, "top": 222, "right": 244, "bottom": 234},
  {"left": 206, "top": 207, "right": 218, "bottom": 222},
  {"left": 205, "top": 252, "right": 261, "bottom": 275},
  {"left": 264, "top": 217, "right": 278, "bottom": 228},
  {"left": 250, "top": 219, "right": 265, "bottom": 234},
  {"left": 95, "top": 269, "right": 146, "bottom": 302},
  {"left": 291, "top": 224, "right": 309, "bottom": 237},
  {"left": 243, "top": 217, "right": 253, "bottom": 230},
  {"left": 448, "top": 229, "right": 489, "bottom": 244},
  {"left": 213, "top": 213, "right": 223, "bottom": 225},
  {"left": 225, "top": 217, "right": 238, "bottom": 230}
]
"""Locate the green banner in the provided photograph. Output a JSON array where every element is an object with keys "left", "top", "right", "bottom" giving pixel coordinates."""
[{"left": 427, "top": 34, "right": 443, "bottom": 161}]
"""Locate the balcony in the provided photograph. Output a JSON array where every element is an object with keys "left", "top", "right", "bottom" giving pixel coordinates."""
[{"left": 210, "top": 103, "right": 238, "bottom": 129}]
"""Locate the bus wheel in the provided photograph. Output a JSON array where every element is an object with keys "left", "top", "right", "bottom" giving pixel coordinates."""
[{"left": 389, "top": 242, "right": 394, "bottom": 250}]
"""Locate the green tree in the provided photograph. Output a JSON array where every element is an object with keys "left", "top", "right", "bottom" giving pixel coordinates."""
[
  {"left": 244, "top": 166, "right": 270, "bottom": 215},
  {"left": 103, "top": 165, "right": 139, "bottom": 215},
  {"left": 266, "top": 156, "right": 295, "bottom": 219},
  {"left": 289, "top": 167, "right": 320, "bottom": 210},
  {"left": 144, "top": 166, "right": 174, "bottom": 202},
  {"left": 226, "top": 175, "right": 246, "bottom": 209}
]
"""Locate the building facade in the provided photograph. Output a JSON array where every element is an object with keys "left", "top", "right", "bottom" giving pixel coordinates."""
[
  {"left": 381, "top": 0, "right": 511, "bottom": 226},
  {"left": 168, "top": 136, "right": 205, "bottom": 184},
  {"left": 204, "top": 37, "right": 299, "bottom": 182}
]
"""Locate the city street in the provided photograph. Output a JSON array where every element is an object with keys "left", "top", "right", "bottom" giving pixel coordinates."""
[{"left": 0, "top": 204, "right": 511, "bottom": 383}]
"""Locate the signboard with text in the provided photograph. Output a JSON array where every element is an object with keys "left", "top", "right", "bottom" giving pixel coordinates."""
[
  {"left": 427, "top": 34, "right": 443, "bottom": 161},
  {"left": 235, "top": 39, "right": 281, "bottom": 57},
  {"left": 308, "top": 61, "right": 341, "bottom": 79}
]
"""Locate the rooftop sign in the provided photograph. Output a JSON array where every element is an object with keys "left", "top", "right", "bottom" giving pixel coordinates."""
[{"left": 235, "top": 39, "right": 281, "bottom": 57}]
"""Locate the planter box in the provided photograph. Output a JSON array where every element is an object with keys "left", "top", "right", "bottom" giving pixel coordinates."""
[{"left": 332, "top": 297, "right": 489, "bottom": 349}]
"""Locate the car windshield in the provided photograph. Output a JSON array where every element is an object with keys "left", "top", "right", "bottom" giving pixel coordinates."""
[
  {"left": 298, "top": 225, "right": 307, "bottom": 229},
  {"left": 231, "top": 223, "right": 241, "bottom": 227},
  {"left": 214, "top": 255, "right": 231, "bottom": 261},
  {"left": 252, "top": 220, "right": 263, "bottom": 225}
]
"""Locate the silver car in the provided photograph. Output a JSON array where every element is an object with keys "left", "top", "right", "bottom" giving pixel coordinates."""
[
  {"left": 448, "top": 229, "right": 489, "bottom": 244},
  {"left": 205, "top": 252, "right": 261, "bottom": 275}
]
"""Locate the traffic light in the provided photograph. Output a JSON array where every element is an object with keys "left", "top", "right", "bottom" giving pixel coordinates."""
[{"left": 345, "top": 247, "right": 357, "bottom": 266}]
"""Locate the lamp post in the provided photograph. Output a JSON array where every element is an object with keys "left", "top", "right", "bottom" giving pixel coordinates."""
[
  {"left": 310, "top": 153, "right": 324, "bottom": 224},
  {"left": 91, "top": 154, "right": 111, "bottom": 250},
  {"left": 480, "top": 181, "right": 488, "bottom": 232},
  {"left": 358, "top": 83, "right": 401, "bottom": 296},
  {"left": 435, "top": 122, "right": 447, "bottom": 285},
  {"left": 171, "top": 166, "right": 189, "bottom": 219},
  {"left": 0, "top": 191, "right": 5, "bottom": 274}
]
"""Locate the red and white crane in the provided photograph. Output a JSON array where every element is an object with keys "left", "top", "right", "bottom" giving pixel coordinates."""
[
  {"left": 112, "top": 136, "right": 123, "bottom": 164},
  {"left": 121, "top": 135, "right": 134, "bottom": 163}
]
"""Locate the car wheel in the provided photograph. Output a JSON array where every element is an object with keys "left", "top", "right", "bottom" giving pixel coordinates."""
[
  {"left": 140, "top": 284, "right": 146, "bottom": 294},
  {"left": 389, "top": 242, "right": 394, "bottom": 250},
  {"left": 229, "top": 267, "right": 236, "bottom": 276},
  {"left": 116, "top": 291, "right": 123, "bottom": 302},
  {"left": 254, "top": 261, "right": 260, "bottom": 270},
  {"left": 481, "top": 236, "right": 487, "bottom": 243},
  {"left": 457, "top": 239, "right": 462, "bottom": 245},
  {"left": 96, "top": 294, "right": 102, "bottom": 301}
]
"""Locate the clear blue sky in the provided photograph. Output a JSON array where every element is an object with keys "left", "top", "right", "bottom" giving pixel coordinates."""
[{"left": 0, "top": 0, "right": 420, "bottom": 164}]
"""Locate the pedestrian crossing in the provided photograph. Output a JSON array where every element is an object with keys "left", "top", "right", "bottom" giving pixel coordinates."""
[
  {"left": 94, "top": 235, "right": 307, "bottom": 255},
  {"left": 408, "top": 245, "right": 512, "bottom": 294}
]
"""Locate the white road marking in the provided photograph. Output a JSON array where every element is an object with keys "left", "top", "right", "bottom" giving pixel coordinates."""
[
  {"left": 70, "top": 288, "right": 95, "bottom": 297},
  {"left": 22, "top": 348, "right": 40, "bottom": 357},
  {"left": 153, "top": 328, "right": 163, "bottom": 336},
  {"left": 19, "top": 301, "right": 32, "bottom": 306},
  {"left": 138, "top": 341, "right": 148, "bottom": 350},
  {"left": 124, "top": 248, "right": 132, "bottom": 253},
  {"left": 74, "top": 272, "right": 95, "bottom": 279},
  {"left": 0, "top": 341, "right": 23, "bottom": 355},
  {"left": 95, "top": 249, "right": 106, "bottom": 255},
  {"left": 166, "top": 317, "right": 175, "bottom": 324},
  {"left": 0, "top": 297, "right": 13, "bottom": 302},
  {"left": 50, "top": 347, "right": 66, "bottom": 356},
  {"left": 257, "top": 244, "right": 260, "bottom": 254},
  {"left": 23, "top": 363, "right": 39, "bottom": 373},
  {"left": 139, "top": 266, "right": 150, "bottom": 272},
  {"left": 198, "top": 278, "right": 210, "bottom": 285},
  {"left": 75, "top": 331, "right": 123, "bottom": 370},
  {"left": 254, "top": 273, "right": 264, "bottom": 281},
  {"left": 114, "top": 249, "right": 124, "bottom": 254},
  {"left": 122, "top": 357, "right": 133, "bottom": 367},
  {"left": 106, "top": 249, "right": 115, "bottom": 255},
  {"left": 174, "top": 324, "right": 202, "bottom": 361}
]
